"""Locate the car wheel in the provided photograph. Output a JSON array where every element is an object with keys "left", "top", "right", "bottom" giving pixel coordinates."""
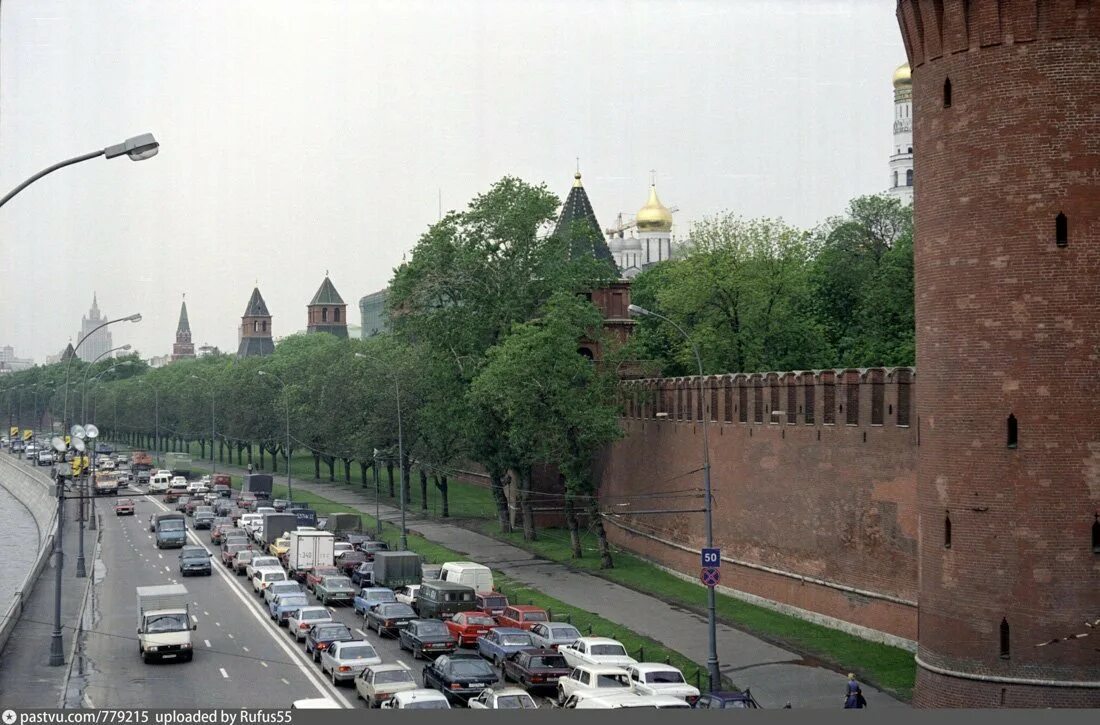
[
  {"left": 413, "top": 645, "right": 422, "bottom": 660},
  {"left": 330, "top": 669, "right": 338, "bottom": 686},
  {"left": 313, "top": 650, "right": 320, "bottom": 663},
  {"left": 556, "top": 687, "right": 565, "bottom": 707}
]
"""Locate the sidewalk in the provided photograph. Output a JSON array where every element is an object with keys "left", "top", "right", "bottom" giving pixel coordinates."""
[{"left": 213, "top": 458, "right": 905, "bottom": 709}]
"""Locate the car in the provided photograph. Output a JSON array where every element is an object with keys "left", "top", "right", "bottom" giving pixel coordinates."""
[
  {"left": 365, "top": 602, "right": 417, "bottom": 637},
  {"left": 184, "top": 499, "right": 205, "bottom": 516},
  {"left": 209, "top": 519, "right": 233, "bottom": 543},
  {"left": 475, "top": 591, "right": 508, "bottom": 619},
  {"left": 556, "top": 664, "right": 632, "bottom": 706},
  {"left": 178, "top": 546, "right": 213, "bottom": 576},
  {"left": 566, "top": 692, "right": 690, "bottom": 709},
  {"left": 268, "top": 537, "right": 290, "bottom": 557},
  {"left": 496, "top": 605, "right": 549, "bottom": 631},
  {"left": 269, "top": 591, "right": 310, "bottom": 625},
  {"left": 422, "top": 654, "right": 499, "bottom": 704},
  {"left": 559, "top": 637, "right": 637, "bottom": 668},
  {"left": 476, "top": 627, "right": 535, "bottom": 666},
  {"left": 353, "top": 587, "right": 397, "bottom": 616},
  {"left": 394, "top": 584, "right": 420, "bottom": 607},
  {"left": 288, "top": 606, "right": 333, "bottom": 641},
  {"left": 171, "top": 475, "right": 188, "bottom": 488},
  {"left": 354, "top": 664, "right": 418, "bottom": 708},
  {"left": 691, "top": 690, "right": 763, "bottom": 709},
  {"left": 378, "top": 688, "right": 451, "bottom": 710},
  {"left": 217, "top": 526, "right": 246, "bottom": 546},
  {"left": 357, "top": 540, "right": 389, "bottom": 560},
  {"left": 97, "top": 458, "right": 116, "bottom": 470},
  {"left": 232, "top": 549, "right": 255, "bottom": 575},
  {"left": 625, "top": 663, "right": 700, "bottom": 703},
  {"left": 529, "top": 622, "right": 582, "bottom": 651},
  {"left": 175, "top": 496, "right": 193, "bottom": 513},
  {"left": 114, "top": 498, "right": 136, "bottom": 516},
  {"left": 319, "top": 639, "right": 382, "bottom": 684},
  {"left": 467, "top": 687, "right": 538, "bottom": 710},
  {"left": 335, "top": 550, "right": 368, "bottom": 575},
  {"left": 304, "top": 622, "right": 355, "bottom": 662},
  {"left": 193, "top": 511, "right": 216, "bottom": 530},
  {"left": 333, "top": 542, "right": 354, "bottom": 557},
  {"left": 350, "top": 562, "right": 374, "bottom": 587},
  {"left": 398, "top": 619, "right": 458, "bottom": 659},
  {"left": 502, "top": 648, "right": 571, "bottom": 690},
  {"left": 290, "top": 699, "right": 340, "bottom": 710},
  {"left": 252, "top": 567, "right": 288, "bottom": 596},
  {"left": 272, "top": 498, "right": 290, "bottom": 512},
  {"left": 445, "top": 611, "right": 496, "bottom": 648},
  {"left": 306, "top": 566, "right": 340, "bottom": 592},
  {"left": 245, "top": 555, "right": 282, "bottom": 581},
  {"left": 263, "top": 580, "right": 303, "bottom": 608},
  {"left": 314, "top": 575, "right": 356, "bottom": 606},
  {"left": 37, "top": 450, "right": 56, "bottom": 466}
]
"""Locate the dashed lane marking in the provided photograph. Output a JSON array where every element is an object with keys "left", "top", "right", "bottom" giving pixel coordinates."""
[
  {"left": 227, "top": 633, "right": 234, "bottom": 639},
  {"left": 219, "top": 668, "right": 229, "bottom": 679},
  {"left": 261, "top": 662, "right": 268, "bottom": 668},
  {"left": 191, "top": 615, "right": 198, "bottom": 623},
  {"left": 355, "top": 629, "right": 367, "bottom": 637},
  {"left": 204, "top": 640, "right": 211, "bottom": 648},
  {"left": 281, "top": 678, "right": 289, "bottom": 685},
  {"left": 242, "top": 646, "right": 249, "bottom": 652}
]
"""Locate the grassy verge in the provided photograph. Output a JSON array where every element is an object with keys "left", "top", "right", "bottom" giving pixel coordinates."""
[{"left": 477, "top": 525, "right": 915, "bottom": 701}]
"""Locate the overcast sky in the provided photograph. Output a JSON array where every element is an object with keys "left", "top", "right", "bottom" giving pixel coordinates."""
[{"left": 0, "top": 0, "right": 904, "bottom": 362}]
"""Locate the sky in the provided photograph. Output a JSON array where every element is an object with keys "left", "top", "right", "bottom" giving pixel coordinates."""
[{"left": 0, "top": 0, "right": 905, "bottom": 362}]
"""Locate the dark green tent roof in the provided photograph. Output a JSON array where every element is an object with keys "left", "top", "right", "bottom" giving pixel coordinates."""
[
  {"left": 243, "top": 287, "right": 270, "bottom": 317},
  {"left": 309, "top": 276, "right": 345, "bottom": 306}
]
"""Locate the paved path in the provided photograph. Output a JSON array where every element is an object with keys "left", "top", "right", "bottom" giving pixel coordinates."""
[{"left": 210, "top": 458, "right": 906, "bottom": 709}]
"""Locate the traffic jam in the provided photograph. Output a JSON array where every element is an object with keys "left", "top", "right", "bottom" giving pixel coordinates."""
[{"left": 127, "top": 464, "right": 731, "bottom": 711}]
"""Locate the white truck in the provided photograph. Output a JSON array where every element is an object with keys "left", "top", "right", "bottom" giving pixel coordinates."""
[
  {"left": 136, "top": 584, "right": 196, "bottom": 663},
  {"left": 287, "top": 530, "right": 335, "bottom": 577}
]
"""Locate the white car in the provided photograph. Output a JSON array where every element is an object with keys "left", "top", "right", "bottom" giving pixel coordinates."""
[
  {"left": 290, "top": 699, "right": 340, "bottom": 710},
  {"left": 559, "top": 637, "right": 637, "bottom": 668},
  {"left": 379, "top": 689, "right": 451, "bottom": 710},
  {"left": 171, "top": 475, "right": 188, "bottom": 488},
  {"left": 98, "top": 458, "right": 116, "bottom": 470},
  {"left": 288, "top": 606, "right": 333, "bottom": 641},
  {"left": 319, "top": 640, "right": 382, "bottom": 683},
  {"left": 529, "top": 622, "right": 582, "bottom": 651},
  {"left": 394, "top": 584, "right": 420, "bottom": 607},
  {"left": 251, "top": 567, "right": 288, "bottom": 595},
  {"left": 569, "top": 692, "right": 690, "bottom": 709},
  {"left": 333, "top": 542, "right": 354, "bottom": 556},
  {"left": 245, "top": 555, "right": 282, "bottom": 580},
  {"left": 187, "top": 481, "right": 208, "bottom": 494},
  {"left": 556, "top": 665, "right": 631, "bottom": 705},
  {"left": 354, "top": 664, "right": 418, "bottom": 708},
  {"left": 467, "top": 687, "right": 538, "bottom": 710},
  {"left": 624, "top": 663, "right": 700, "bottom": 703}
]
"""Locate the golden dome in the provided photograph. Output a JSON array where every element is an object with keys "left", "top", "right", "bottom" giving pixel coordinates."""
[
  {"left": 892, "top": 63, "right": 911, "bottom": 88},
  {"left": 636, "top": 184, "right": 673, "bottom": 233}
]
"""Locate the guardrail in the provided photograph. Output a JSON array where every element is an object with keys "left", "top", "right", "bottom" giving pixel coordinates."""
[{"left": 0, "top": 454, "right": 60, "bottom": 655}]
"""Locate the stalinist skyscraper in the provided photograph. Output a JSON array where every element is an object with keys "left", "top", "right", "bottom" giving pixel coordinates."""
[{"left": 76, "top": 293, "right": 112, "bottom": 362}]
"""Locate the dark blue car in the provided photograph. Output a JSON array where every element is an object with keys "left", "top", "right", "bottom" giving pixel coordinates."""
[
  {"left": 476, "top": 628, "right": 535, "bottom": 666},
  {"left": 269, "top": 592, "right": 310, "bottom": 625}
]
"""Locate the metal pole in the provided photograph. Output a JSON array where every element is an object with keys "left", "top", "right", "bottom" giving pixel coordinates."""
[
  {"left": 285, "top": 391, "right": 292, "bottom": 502},
  {"left": 211, "top": 389, "right": 216, "bottom": 475},
  {"left": 89, "top": 444, "right": 97, "bottom": 532},
  {"left": 375, "top": 458, "right": 382, "bottom": 536},
  {"left": 155, "top": 387, "right": 160, "bottom": 469},
  {"left": 48, "top": 477, "right": 65, "bottom": 666},
  {"left": 76, "top": 461, "right": 87, "bottom": 577},
  {"left": 0, "top": 149, "right": 104, "bottom": 210},
  {"left": 395, "top": 377, "right": 407, "bottom": 551}
]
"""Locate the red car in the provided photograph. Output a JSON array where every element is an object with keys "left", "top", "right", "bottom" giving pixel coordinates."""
[
  {"left": 476, "top": 592, "right": 509, "bottom": 619},
  {"left": 305, "top": 566, "right": 340, "bottom": 592},
  {"left": 496, "top": 605, "right": 549, "bottom": 631},
  {"left": 114, "top": 498, "right": 136, "bottom": 516},
  {"left": 445, "top": 611, "right": 497, "bottom": 647}
]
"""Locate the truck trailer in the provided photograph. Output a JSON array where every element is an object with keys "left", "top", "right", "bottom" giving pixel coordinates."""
[
  {"left": 287, "top": 530, "right": 335, "bottom": 578},
  {"left": 372, "top": 551, "right": 423, "bottom": 588}
]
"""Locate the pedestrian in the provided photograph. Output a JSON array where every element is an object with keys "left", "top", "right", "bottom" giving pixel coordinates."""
[
  {"left": 247, "top": 463, "right": 253, "bottom": 474},
  {"left": 844, "top": 673, "right": 866, "bottom": 709}
]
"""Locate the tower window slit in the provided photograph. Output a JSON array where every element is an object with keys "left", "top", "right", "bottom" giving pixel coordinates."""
[
  {"left": 945, "top": 512, "right": 952, "bottom": 549},
  {"left": 1007, "top": 414, "right": 1018, "bottom": 449},
  {"left": 1056, "top": 213, "right": 1068, "bottom": 247},
  {"left": 943, "top": 78, "right": 952, "bottom": 108},
  {"left": 1000, "top": 619, "right": 1010, "bottom": 659}
]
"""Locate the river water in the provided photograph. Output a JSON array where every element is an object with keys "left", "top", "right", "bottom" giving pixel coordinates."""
[{"left": 0, "top": 483, "right": 40, "bottom": 607}]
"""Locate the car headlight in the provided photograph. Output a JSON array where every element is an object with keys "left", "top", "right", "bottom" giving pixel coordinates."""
[
  {"left": 146, "top": 646, "right": 159, "bottom": 652},
  {"left": 180, "top": 642, "right": 192, "bottom": 649}
]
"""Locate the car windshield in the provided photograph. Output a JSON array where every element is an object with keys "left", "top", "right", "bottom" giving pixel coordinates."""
[
  {"left": 591, "top": 644, "right": 628, "bottom": 656},
  {"left": 371, "top": 591, "right": 396, "bottom": 602},
  {"left": 550, "top": 626, "right": 580, "bottom": 639},
  {"left": 317, "top": 626, "right": 350, "bottom": 638},
  {"left": 501, "top": 634, "right": 532, "bottom": 646},
  {"left": 522, "top": 611, "right": 547, "bottom": 621},
  {"left": 324, "top": 577, "right": 352, "bottom": 588},
  {"left": 418, "top": 622, "right": 448, "bottom": 635},
  {"left": 403, "top": 701, "right": 449, "bottom": 710},
  {"left": 272, "top": 582, "right": 299, "bottom": 593},
  {"left": 596, "top": 674, "right": 630, "bottom": 688},
  {"left": 496, "top": 695, "right": 536, "bottom": 709},
  {"left": 181, "top": 550, "right": 207, "bottom": 560},
  {"left": 646, "top": 671, "right": 686, "bottom": 684},
  {"left": 374, "top": 670, "right": 414, "bottom": 684},
  {"left": 301, "top": 610, "right": 330, "bottom": 621},
  {"left": 531, "top": 655, "right": 568, "bottom": 668},
  {"left": 482, "top": 596, "right": 507, "bottom": 609},
  {"left": 464, "top": 615, "right": 494, "bottom": 626},
  {"left": 264, "top": 572, "right": 287, "bottom": 582},
  {"left": 253, "top": 558, "right": 279, "bottom": 567},
  {"left": 281, "top": 595, "right": 308, "bottom": 607},
  {"left": 340, "top": 645, "right": 378, "bottom": 660},
  {"left": 159, "top": 520, "right": 184, "bottom": 531},
  {"left": 236, "top": 552, "right": 253, "bottom": 561},
  {"left": 451, "top": 661, "right": 494, "bottom": 677},
  {"left": 380, "top": 604, "right": 413, "bottom": 616},
  {"left": 145, "top": 614, "right": 189, "bottom": 633}
]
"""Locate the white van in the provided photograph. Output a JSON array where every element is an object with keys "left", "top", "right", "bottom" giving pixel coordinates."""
[
  {"left": 439, "top": 562, "right": 494, "bottom": 593},
  {"left": 149, "top": 472, "right": 172, "bottom": 493}
]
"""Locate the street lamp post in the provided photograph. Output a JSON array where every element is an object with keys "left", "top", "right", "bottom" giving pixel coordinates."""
[
  {"left": 356, "top": 352, "right": 407, "bottom": 550},
  {"left": 372, "top": 449, "right": 382, "bottom": 536},
  {"left": 138, "top": 379, "right": 160, "bottom": 469},
  {"left": 257, "top": 371, "right": 293, "bottom": 504},
  {"left": 189, "top": 375, "right": 216, "bottom": 474},
  {"left": 628, "top": 303, "right": 721, "bottom": 692},
  {"left": 0, "top": 134, "right": 159, "bottom": 210}
]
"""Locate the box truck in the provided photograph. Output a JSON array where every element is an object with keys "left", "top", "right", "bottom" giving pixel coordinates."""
[
  {"left": 260, "top": 513, "right": 298, "bottom": 547},
  {"left": 287, "top": 530, "right": 335, "bottom": 577},
  {"left": 136, "top": 584, "right": 195, "bottom": 663},
  {"left": 242, "top": 473, "right": 273, "bottom": 500},
  {"left": 372, "top": 551, "right": 423, "bottom": 588}
]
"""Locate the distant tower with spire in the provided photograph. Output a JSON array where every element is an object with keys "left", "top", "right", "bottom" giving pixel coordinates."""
[
  {"left": 306, "top": 274, "right": 348, "bottom": 338},
  {"left": 554, "top": 170, "right": 617, "bottom": 274},
  {"left": 76, "top": 292, "right": 112, "bottom": 362},
  {"left": 237, "top": 287, "right": 275, "bottom": 357},
  {"left": 171, "top": 295, "right": 196, "bottom": 361}
]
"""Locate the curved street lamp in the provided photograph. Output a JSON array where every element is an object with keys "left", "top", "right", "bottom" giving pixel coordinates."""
[
  {"left": 0, "top": 134, "right": 160, "bottom": 210},
  {"left": 81, "top": 345, "right": 133, "bottom": 425}
]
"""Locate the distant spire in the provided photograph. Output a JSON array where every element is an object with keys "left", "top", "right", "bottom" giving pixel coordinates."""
[
  {"left": 555, "top": 169, "right": 616, "bottom": 271},
  {"left": 176, "top": 297, "right": 191, "bottom": 335}
]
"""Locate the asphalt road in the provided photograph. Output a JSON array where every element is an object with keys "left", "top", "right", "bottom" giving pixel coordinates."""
[{"left": 79, "top": 485, "right": 551, "bottom": 709}]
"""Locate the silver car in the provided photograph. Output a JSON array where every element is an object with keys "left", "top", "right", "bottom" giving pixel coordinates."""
[
  {"left": 319, "top": 640, "right": 382, "bottom": 684},
  {"left": 529, "top": 622, "right": 583, "bottom": 651},
  {"left": 288, "top": 606, "right": 333, "bottom": 641}
]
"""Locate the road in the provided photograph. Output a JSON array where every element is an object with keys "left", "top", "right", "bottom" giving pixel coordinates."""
[{"left": 77, "top": 484, "right": 549, "bottom": 709}]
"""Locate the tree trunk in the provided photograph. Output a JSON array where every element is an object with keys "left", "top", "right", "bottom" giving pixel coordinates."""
[
  {"left": 565, "top": 493, "right": 582, "bottom": 558},
  {"left": 247, "top": 445, "right": 253, "bottom": 466},
  {"left": 199, "top": 439, "right": 206, "bottom": 459},
  {"left": 489, "top": 469, "right": 511, "bottom": 534},
  {"left": 518, "top": 467, "right": 536, "bottom": 541},
  {"left": 343, "top": 458, "right": 352, "bottom": 483},
  {"left": 360, "top": 461, "right": 368, "bottom": 487},
  {"left": 326, "top": 456, "right": 335, "bottom": 482},
  {"left": 434, "top": 474, "right": 449, "bottom": 517},
  {"left": 401, "top": 453, "right": 412, "bottom": 505},
  {"left": 419, "top": 469, "right": 429, "bottom": 511},
  {"left": 386, "top": 461, "right": 395, "bottom": 497},
  {"left": 588, "top": 497, "right": 614, "bottom": 569},
  {"left": 313, "top": 452, "right": 321, "bottom": 480}
]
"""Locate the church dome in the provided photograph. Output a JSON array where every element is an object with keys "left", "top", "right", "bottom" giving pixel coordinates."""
[
  {"left": 892, "top": 63, "right": 911, "bottom": 88},
  {"left": 636, "top": 185, "right": 673, "bottom": 233},
  {"left": 623, "top": 235, "right": 642, "bottom": 251}
]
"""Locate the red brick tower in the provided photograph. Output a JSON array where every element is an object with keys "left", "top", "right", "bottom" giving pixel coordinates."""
[
  {"left": 897, "top": 0, "right": 1100, "bottom": 708},
  {"left": 171, "top": 296, "right": 196, "bottom": 361}
]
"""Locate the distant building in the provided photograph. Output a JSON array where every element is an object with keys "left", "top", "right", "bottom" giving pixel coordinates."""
[
  {"left": 0, "top": 345, "right": 33, "bottom": 373},
  {"left": 171, "top": 296, "right": 196, "bottom": 361},
  {"left": 76, "top": 293, "right": 113, "bottom": 362},
  {"left": 306, "top": 276, "right": 349, "bottom": 338},
  {"left": 359, "top": 288, "right": 389, "bottom": 338},
  {"left": 553, "top": 171, "right": 617, "bottom": 274},
  {"left": 197, "top": 343, "right": 220, "bottom": 357},
  {"left": 147, "top": 354, "right": 171, "bottom": 368},
  {"left": 887, "top": 63, "right": 913, "bottom": 205},
  {"left": 237, "top": 287, "right": 275, "bottom": 357}
]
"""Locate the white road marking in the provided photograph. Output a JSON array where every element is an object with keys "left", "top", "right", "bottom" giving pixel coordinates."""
[
  {"left": 355, "top": 629, "right": 367, "bottom": 637},
  {"left": 191, "top": 615, "right": 198, "bottom": 623},
  {"left": 281, "top": 678, "right": 289, "bottom": 685},
  {"left": 204, "top": 611, "right": 210, "bottom": 616},
  {"left": 219, "top": 668, "right": 229, "bottom": 679},
  {"left": 163, "top": 566, "right": 170, "bottom": 572},
  {"left": 397, "top": 660, "right": 408, "bottom": 669},
  {"left": 158, "top": 554, "right": 163, "bottom": 559},
  {"left": 242, "top": 646, "right": 249, "bottom": 652},
  {"left": 215, "top": 622, "right": 221, "bottom": 627},
  {"left": 204, "top": 639, "right": 211, "bottom": 648},
  {"left": 261, "top": 662, "right": 268, "bottom": 668},
  {"left": 227, "top": 633, "right": 234, "bottom": 639}
]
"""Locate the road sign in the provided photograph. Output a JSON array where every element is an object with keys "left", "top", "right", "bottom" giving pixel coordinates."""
[
  {"left": 701, "top": 547, "right": 721, "bottom": 568},
  {"left": 9, "top": 426, "right": 17, "bottom": 438},
  {"left": 22, "top": 429, "right": 32, "bottom": 441},
  {"left": 701, "top": 567, "right": 720, "bottom": 588}
]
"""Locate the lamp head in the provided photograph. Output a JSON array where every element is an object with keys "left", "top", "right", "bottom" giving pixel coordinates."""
[
  {"left": 125, "top": 313, "right": 142, "bottom": 323},
  {"left": 627, "top": 304, "right": 650, "bottom": 318},
  {"left": 120, "top": 344, "right": 132, "bottom": 351},
  {"left": 104, "top": 133, "right": 159, "bottom": 161}
]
